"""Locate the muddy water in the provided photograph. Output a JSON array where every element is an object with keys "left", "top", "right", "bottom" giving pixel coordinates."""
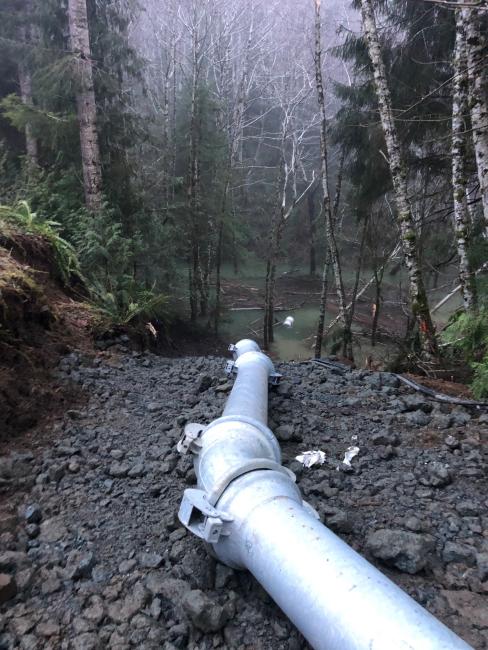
[
  {"left": 218, "top": 258, "right": 461, "bottom": 363},
  {"left": 221, "top": 304, "right": 397, "bottom": 364},
  {"left": 221, "top": 292, "right": 461, "bottom": 364}
]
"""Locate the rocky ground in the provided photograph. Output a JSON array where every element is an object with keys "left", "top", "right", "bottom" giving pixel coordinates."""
[{"left": 0, "top": 343, "right": 487, "bottom": 649}]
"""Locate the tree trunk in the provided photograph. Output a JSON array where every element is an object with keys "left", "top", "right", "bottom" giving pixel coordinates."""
[
  {"left": 314, "top": 0, "right": 351, "bottom": 359},
  {"left": 452, "top": 9, "right": 477, "bottom": 311},
  {"left": 17, "top": 2, "right": 38, "bottom": 171},
  {"left": 214, "top": 18, "right": 253, "bottom": 334},
  {"left": 314, "top": 250, "right": 331, "bottom": 358},
  {"left": 343, "top": 219, "right": 368, "bottom": 359},
  {"left": 18, "top": 64, "right": 38, "bottom": 170},
  {"left": 371, "top": 268, "right": 382, "bottom": 347},
  {"left": 263, "top": 200, "right": 284, "bottom": 350},
  {"left": 187, "top": 11, "right": 201, "bottom": 321},
  {"left": 67, "top": 0, "right": 103, "bottom": 213},
  {"left": 307, "top": 190, "right": 317, "bottom": 276},
  {"left": 214, "top": 219, "right": 224, "bottom": 334},
  {"left": 333, "top": 147, "right": 345, "bottom": 223},
  {"left": 200, "top": 237, "right": 213, "bottom": 318},
  {"left": 162, "top": 54, "right": 173, "bottom": 212},
  {"left": 464, "top": 7, "right": 488, "bottom": 237},
  {"left": 359, "top": 0, "right": 437, "bottom": 355},
  {"left": 189, "top": 245, "right": 199, "bottom": 323}
]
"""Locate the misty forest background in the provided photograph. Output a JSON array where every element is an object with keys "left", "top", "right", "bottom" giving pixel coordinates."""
[{"left": 1, "top": 0, "right": 488, "bottom": 394}]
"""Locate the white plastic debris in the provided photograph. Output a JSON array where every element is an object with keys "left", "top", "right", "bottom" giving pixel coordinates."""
[
  {"left": 146, "top": 322, "right": 157, "bottom": 338},
  {"left": 295, "top": 450, "right": 326, "bottom": 468},
  {"left": 342, "top": 446, "right": 360, "bottom": 467},
  {"left": 283, "top": 316, "right": 295, "bottom": 328}
]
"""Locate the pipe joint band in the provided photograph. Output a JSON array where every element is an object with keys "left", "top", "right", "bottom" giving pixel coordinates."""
[
  {"left": 204, "top": 414, "right": 281, "bottom": 461},
  {"left": 207, "top": 458, "right": 295, "bottom": 506}
]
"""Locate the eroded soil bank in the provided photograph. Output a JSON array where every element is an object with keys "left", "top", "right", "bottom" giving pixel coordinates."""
[{"left": 0, "top": 346, "right": 487, "bottom": 649}]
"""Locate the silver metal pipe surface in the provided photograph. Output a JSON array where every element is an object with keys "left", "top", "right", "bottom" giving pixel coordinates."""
[{"left": 178, "top": 340, "right": 472, "bottom": 650}]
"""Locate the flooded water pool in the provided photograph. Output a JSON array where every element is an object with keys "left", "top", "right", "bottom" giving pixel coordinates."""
[
  {"left": 220, "top": 290, "right": 460, "bottom": 364},
  {"left": 213, "top": 259, "right": 462, "bottom": 364},
  {"left": 220, "top": 304, "right": 398, "bottom": 365}
]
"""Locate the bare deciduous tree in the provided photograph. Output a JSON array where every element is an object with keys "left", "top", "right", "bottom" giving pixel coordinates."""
[
  {"left": 313, "top": 0, "right": 350, "bottom": 359},
  {"left": 452, "top": 8, "right": 477, "bottom": 310},
  {"left": 359, "top": 0, "right": 437, "bottom": 355},
  {"left": 463, "top": 5, "right": 488, "bottom": 237}
]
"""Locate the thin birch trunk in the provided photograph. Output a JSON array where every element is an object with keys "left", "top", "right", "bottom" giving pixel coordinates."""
[
  {"left": 432, "top": 261, "right": 488, "bottom": 314},
  {"left": 67, "top": 0, "right": 103, "bottom": 213},
  {"left": 307, "top": 190, "right": 317, "bottom": 276},
  {"left": 464, "top": 7, "right": 488, "bottom": 238},
  {"left": 171, "top": 39, "right": 177, "bottom": 203},
  {"left": 324, "top": 242, "right": 401, "bottom": 336},
  {"left": 359, "top": 0, "right": 437, "bottom": 355},
  {"left": 189, "top": 247, "right": 199, "bottom": 322},
  {"left": 18, "top": 64, "right": 38, "bottom": 170},
  {"left": 314, "top": 0, "right": 350, "bottom": 359},
  {"left": 371, "top": 268, "right": 383, "bottom": 346},
  {"left": 17, "top": 3, "right": 37, "bottom": 169},
  {"left": 452, "top": 9, "right": 477, "bottom": 311},
  {"left": 263, "top": 153, "right": 286, "bottom": 350},
  {"left": 314, "top": 154, "right": 344, "bottom": 359},
  {"left": 16, "top": 2, "right": 38, "bottom": 171},
  {"left": 314, "top": 149, "right": 345, "bottom": 359},
  {"left": 187, "top": 10, "right": 201, "bottom": 322},
  {"left": 263, "top": 153, "right": 315, "bottom": 349},
  {"left": 162, "top": 52, "right": 173, "bottom": 213},
  {"left": 343, "top": 219, "right": 368, "bottom": 359},
  {"left": 214, "top": 219, "right": 224, "bottom": 333},
  {"left": 214, "top": 17, "right": 253, "bottom": 334},
  {"left": 314, "top": 249, "right": 331, "bottom": 358}
]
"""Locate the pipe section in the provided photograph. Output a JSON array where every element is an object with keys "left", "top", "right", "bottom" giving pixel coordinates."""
[{"left": 177, "top": 340, "right": 472, "bottom": 650}]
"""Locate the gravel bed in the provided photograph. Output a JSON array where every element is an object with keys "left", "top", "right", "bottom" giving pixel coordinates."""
[{"left": 0, "top": 347, "right": 487, "bottom": 649}]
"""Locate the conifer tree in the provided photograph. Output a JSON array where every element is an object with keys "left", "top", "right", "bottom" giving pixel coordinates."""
[{"left": 67, "top": 0, "right": 103, "bottom": 213}]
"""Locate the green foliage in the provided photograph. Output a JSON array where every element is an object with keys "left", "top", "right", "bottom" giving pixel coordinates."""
[
  {"left": 443, "top": 308, "right": 488, "bottom": 397},
  {"left": 443, "top": 308, "right": 488, "bottom": 360},
  {"left": 68, "top": 206, "right": 138, "bottom": 278},
  {"left": 471, "top": 356, "right": 488, "bottom": 399},
  {"left": 0, "top": 200, "right": 81, "bottom": 284},
  {"left": 89, "top": 276, "right": 169, "bottom": 328}
]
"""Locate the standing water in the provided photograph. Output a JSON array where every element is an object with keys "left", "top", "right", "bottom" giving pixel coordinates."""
[{"left": 221, "top": 304, "right": 396, "bottom": 364}]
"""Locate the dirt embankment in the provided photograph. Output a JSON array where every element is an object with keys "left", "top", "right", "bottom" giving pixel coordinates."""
[
  {"left": 0, "top": 224, "right": 94, "bottom": 441},
  {"left": 0, "top": 349, "right": 487, "bottom": 648}
]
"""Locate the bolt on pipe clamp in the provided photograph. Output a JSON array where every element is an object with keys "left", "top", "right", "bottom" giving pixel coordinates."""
[
  {"left": 177, "top": 422, "right": 205, "bottom": 455},
  {"left": 179, "top": 488, "right": 233, "bottom": 544}
]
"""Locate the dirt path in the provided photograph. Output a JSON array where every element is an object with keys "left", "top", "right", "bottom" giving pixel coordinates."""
[{"left": 0, "top": 348, "right": 487, "bottom": 649}]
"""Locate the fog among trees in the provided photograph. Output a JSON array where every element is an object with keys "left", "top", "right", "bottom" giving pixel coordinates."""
[{"left": 1, "top": 0, "right": 488, "bottom": 391}]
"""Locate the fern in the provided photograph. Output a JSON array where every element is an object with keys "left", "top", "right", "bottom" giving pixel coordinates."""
[
  {"left": 89, "top": 275, "right": 169, "bottom": 327},
  {"left": 0, "top": 201, "right": 81, "bottom": 284}
]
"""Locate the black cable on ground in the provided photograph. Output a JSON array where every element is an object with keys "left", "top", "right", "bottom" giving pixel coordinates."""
[{"left": 310, "top": 358, "right": 488, "bottom": 409}]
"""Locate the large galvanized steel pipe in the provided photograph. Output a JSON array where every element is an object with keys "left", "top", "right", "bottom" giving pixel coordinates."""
[{"left": 177, "top": 340, "right": 471, "bottom": 650}]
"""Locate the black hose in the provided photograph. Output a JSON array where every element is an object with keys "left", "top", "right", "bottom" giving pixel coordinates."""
[{"left": 310, "top": 358, "right": 488, "bottom": 409}]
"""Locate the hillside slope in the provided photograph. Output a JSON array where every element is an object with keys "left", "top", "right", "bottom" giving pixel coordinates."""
[{"left": 0, "top": 220, "right": 94, "bottom": 439}]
